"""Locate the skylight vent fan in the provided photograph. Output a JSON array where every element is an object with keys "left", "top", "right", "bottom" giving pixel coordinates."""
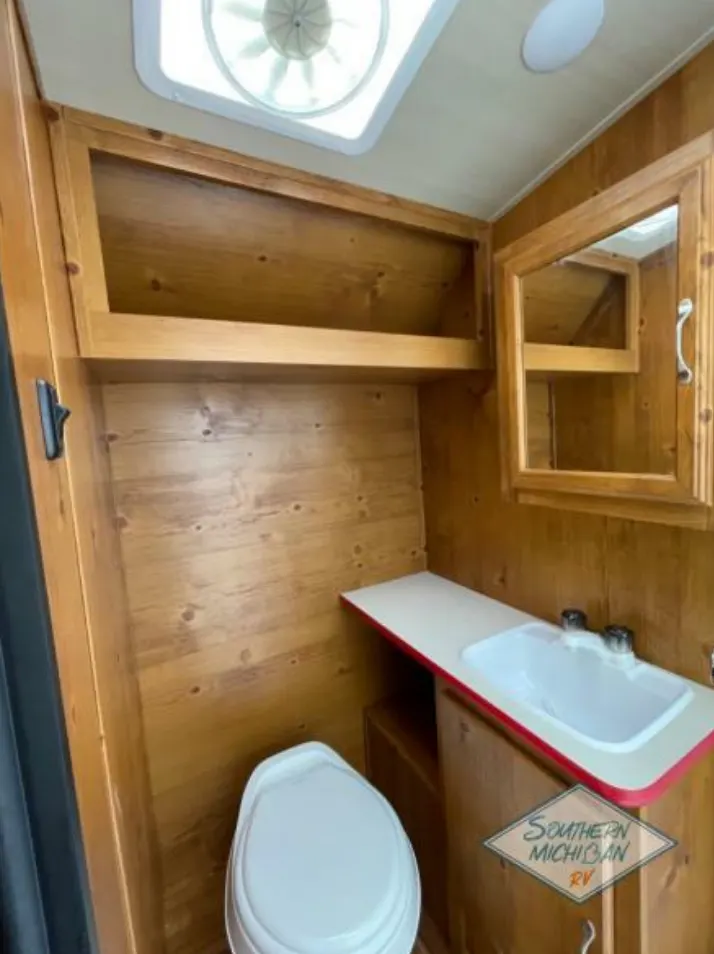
[
  {"left": 203, "top": 0, "right": 389, "bottom": 117},
  {"left": 134, "top": 0, "right": 461, "bottom": 153}
]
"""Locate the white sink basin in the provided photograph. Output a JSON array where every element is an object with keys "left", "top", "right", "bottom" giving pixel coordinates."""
[{"left": 461, "top": 623, "right": 694, "bottom": 753}]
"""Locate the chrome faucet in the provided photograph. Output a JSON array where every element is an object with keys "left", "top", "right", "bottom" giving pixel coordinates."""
[
  {"left": 602, "top": 624, "right": 635, "bottom": 656},
  {"left": 560, "top": 608, "right": 588, "bottom": 632},
  {"left": 559, "top": 609, "right": 636, "bottom": 663}
]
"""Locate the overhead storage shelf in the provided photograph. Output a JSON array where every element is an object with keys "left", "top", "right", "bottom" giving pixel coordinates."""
[
  {"left": 84, "top": 312, "right": 488, "bottom": 382},
  {"left": 51, "top": 109, "right": 491, "bottom": 385}
]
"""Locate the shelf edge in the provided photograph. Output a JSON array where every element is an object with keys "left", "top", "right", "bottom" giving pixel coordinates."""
[{"left": 86, "top": 311, "right": 491, "bottom": 374}]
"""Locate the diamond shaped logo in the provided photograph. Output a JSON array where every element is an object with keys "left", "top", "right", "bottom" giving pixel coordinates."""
[{"left": 485, "top": 785, "right": 676, "bottom": 903}]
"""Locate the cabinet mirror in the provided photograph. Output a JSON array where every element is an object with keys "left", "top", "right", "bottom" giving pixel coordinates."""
[
  {"left": 523, "top": 205, "right": 676, "bottom": 475},
  {"left": 497, "top": 142, "right": 714, "bottom": 514}
]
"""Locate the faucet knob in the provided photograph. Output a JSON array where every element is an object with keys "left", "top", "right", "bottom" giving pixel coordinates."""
[
  {"left": 603, "top": 625, "right": 635, "bottom": 655},
  {"left": 561, "top": 608, "right": 588, "bottom": 631}
]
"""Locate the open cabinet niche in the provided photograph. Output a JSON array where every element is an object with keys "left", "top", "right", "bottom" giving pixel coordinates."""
[
  {"left": 92, "top": 154, "right": 476, "bottom": 339},
  {"left": 43, "top": 108, "right": 488, "bottom": 954},
  {"left": 51, "top": 107, "right": 489, "bottom": 382}
]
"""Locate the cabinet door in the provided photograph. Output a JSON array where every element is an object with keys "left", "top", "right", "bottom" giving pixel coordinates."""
[
  {"left": 437, "top": 690, "right": 613, "bottom": 954},
  {"left": 496, "top": 136, "right": 714, "bottom": 526}
]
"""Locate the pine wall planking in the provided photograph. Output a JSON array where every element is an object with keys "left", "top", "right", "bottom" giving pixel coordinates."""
[
  {"left": 91, "top": 153, "right": 473, "bottom": 338},
  {"left": 419, "top": 45, "right": 714, "bottom": 941},
  {"left": 101, "top": 380, "right": 426, "bottom": 954},
  {"left": 420, "top": 43, "right": 714, "bottom": 688}
]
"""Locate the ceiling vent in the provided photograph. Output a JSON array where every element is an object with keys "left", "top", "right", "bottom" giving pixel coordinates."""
[{"left": 133, "top": 0, "right": 461, "bottom": 154}]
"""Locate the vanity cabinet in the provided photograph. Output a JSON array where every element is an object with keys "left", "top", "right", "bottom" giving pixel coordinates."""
[
  {"left": 495, "top": 134, "right": 714, "bottom": 529},
  {"left": 437, "top": 684, "right": 714, "bottom": 954},
  {"left": 437, "top": 688, "right": 611, "bottom": 954}
]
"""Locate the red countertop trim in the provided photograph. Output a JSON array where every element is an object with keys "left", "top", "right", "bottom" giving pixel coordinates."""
[{"left": 341, "top": 595, "right": 714, "bottom": 808}]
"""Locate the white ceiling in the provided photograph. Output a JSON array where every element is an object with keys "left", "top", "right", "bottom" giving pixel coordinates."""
[{"left": 20, "top": 0, "right": 714, "bottom": 220}]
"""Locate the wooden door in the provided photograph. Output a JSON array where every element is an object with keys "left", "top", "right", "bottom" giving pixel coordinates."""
[{"left": 437, "top": 689, "right": 613, "bottom": 954}]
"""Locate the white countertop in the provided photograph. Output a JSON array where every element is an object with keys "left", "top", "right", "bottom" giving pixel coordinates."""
[{"left": 342, "top": 572, "right": 714, "bottom": 806}]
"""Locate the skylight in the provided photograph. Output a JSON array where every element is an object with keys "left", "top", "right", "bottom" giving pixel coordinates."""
[{"left": 133, "top": 0, "right": 461, "bottom": 154}]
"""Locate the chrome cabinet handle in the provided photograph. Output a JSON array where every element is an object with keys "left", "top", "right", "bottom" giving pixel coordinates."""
[
  {"left": 677, "top": 298, "right": 694, "bottom": 385},
  {"left": 580, "top": 919, "right": 596, "bottom": 954}
]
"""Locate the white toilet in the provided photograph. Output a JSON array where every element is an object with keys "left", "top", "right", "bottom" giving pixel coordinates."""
[{"left": 225, "top": 742, "right": 421, "bottom": 954}]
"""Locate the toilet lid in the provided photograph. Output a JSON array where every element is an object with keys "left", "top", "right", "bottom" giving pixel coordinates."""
[{"left": 237, "top": 762, "right": 405, "bottom": 954}]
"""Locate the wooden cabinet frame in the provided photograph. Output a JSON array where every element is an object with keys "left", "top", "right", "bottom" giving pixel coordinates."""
[
  {"left": 496, "top": 134, "right": 714, "bottom": 526},
  {"left": 48, "top": 106, "right": 491, "bottom": 381}
]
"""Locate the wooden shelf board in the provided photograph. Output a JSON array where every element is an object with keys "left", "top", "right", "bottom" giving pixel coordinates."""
[
  {"left": 85, "top": 311, "right": 489, "bottom": 379},
  {"left": 524, "top": 342, "right": 639, "bottom": 375}
]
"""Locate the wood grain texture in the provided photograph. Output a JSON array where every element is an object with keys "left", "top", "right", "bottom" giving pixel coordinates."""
[
  {"left": 497, "top": 148, "right": 713, "bottom": 514},
  {"left": 0, "top": 7, "right": 127, "bottom": 951},
  {"left": 437, "top": 688, "right": 613, "bottom": 954},
  {"left": 495, "top": 134, "right": 714, "bottom": 274},
  {"left": 437, "top": 680, "right": 714, "bottom": 954},
  {"left": 420, "top": 43, "right": 714, "bottom": 948},
  {"left": 421, "top": 341, "right": 714, "bottom": 674},
  {"left": 570, "top": 267, "right": 630, "bottom": 353},
  {"left": 101, "top": 380, "right": 427, "bottom": 954},
  {"left": 415, "top": 913, "right": 451, "bottom": 954},
  {"left": 86, "top": 358, "right": 477, "bottom": 387},
  {"left": 553, "top": 247, "right": 678, "bottom": 475},
  {"left": 636, "top": 747, "right": 714, "bottom": 954},
  {"left": 436, "top": 248, "right": 479, "bottom": 341},
  {"left": 522, "top": 261, "right": 618, "bottom": 345},
  {"left": 88, "top": 154, "right": 474, "bottom": 338},
  {"left": 84, "top": 312, "right": 487, "bottom": 376},
  {"left": 365, "top": 695, "right": 448, "bottom": 943},
  {"left": 56, "top": 105, "right": 482, "bottom": 241},
  {"left": 567, "top": 248, "right": 641, "bottom": 277},
  {"left": 48, "top": 123, "right": 108, "bottom": 351},
  {"left": 525, "top": 379, "right": 554, "bottom": 470},
  {"left": 0, "top": 4, "right": 162, "bottom": 953},
  {"left": 524, "top": 344, "right": 638, "bottom": 374}
]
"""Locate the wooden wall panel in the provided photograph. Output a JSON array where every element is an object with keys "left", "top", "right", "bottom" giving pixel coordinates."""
[
  {"left": 91, "top": 154, "right": 472, "bottom": 337},
  {"left": 0, "top": 3, "right": 163, "bottom": 953},
  {"left": 419, "top": 46, "right": 714, "bottom": 938},
  {"left": 641, "top": 752, "right": 714, "bottom": 954},
  {"left": 102, "top": 381, "right": 426, "bottom": 954},
  {"left": 364, "top": 695, "right": 449, "bottom": 943},
  {"left": 525, "top": 379, "right": 554, "bottom": 469},
  {"left": 494, "top": 43, "right": 714, "bottom": 252},
  {"left": 421, "top": 40, "right": 714, "bottom": 683}
]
